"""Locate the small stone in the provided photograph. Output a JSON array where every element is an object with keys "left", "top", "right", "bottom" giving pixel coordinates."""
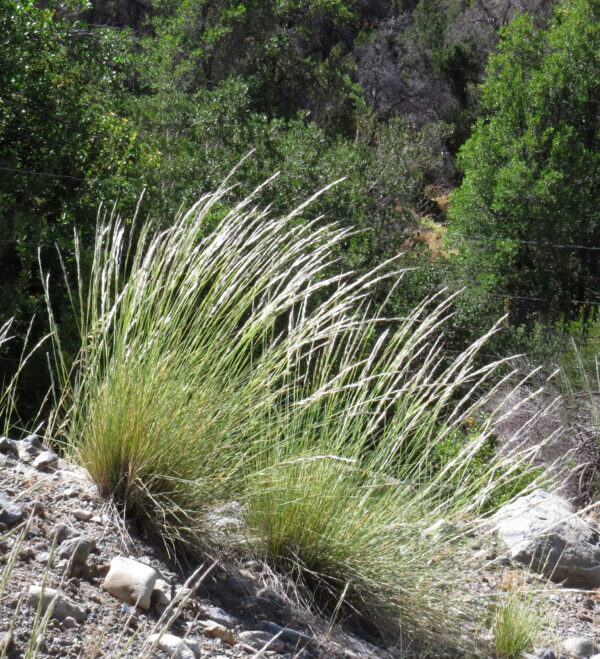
[
  {"left": 562, "top": 637, "right": 598, "bottom": 657},
  {"left": 62, "top": 617, "right": 78, "bottom": 630},
  {"left": 27, "top": 585, "right": 86, "bottom": 621},
  {"left": 19, "top": 546, "right": 35, "bottom": 560},
  {"left": 57, "top": 536, "right": 95, "bottom": 566},
  {"left": 538, "top": 650, "right": 556, "bottom": 659},
  {"left": 237, "top": 631, "right": 287, "bottom": 653},
  {"left": 0, "top": 494, "right": 22, "bottom": 526},
  {"left": 198, "top": 621, "right": 235, "bottom": 645},
  {"left": 147, "top": 633, "right": 196, "bottom": 659},
  {"left": 199, "top": 604, "right": 237, "bottom": 629},
  {"left": 33, "top": 450, "right": 58, "bottom": 471},
  {"left": 0, "top": 437, "right": 18, "bottom": 457},
  {"left": 50, "top": 523, "right": 76, "bottom": 545},
  {"left": 72, "top": 509, "right": 92, "bottom": 521},
  {"left": 152, "top": 578, "right": 172, "bottom": 608},
  {"left": 36, "top": 551, "right": 51, "bottom": 563},
  {"left": 103, "top": 556, "right": 158, "bottom": 610},
  {"left": 259, "top": 621, "right": 316, "bottom": 650}
]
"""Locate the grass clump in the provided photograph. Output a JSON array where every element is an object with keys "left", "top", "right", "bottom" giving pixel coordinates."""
[
  {"left": 492, "top": 571, "right": 545, "bottom": 659},
  {"left": 44, "top": 178, "right": 544, "bottom": 654}
]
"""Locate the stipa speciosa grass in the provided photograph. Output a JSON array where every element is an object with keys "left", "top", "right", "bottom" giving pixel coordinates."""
[{"left": 42, "top": 175, "right": 548, "bottom": 654}]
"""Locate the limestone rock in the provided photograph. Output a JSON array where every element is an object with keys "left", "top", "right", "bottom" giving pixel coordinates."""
[
  {"left": 27, "top": 585, "right": 86, "bottom": 621},
  {"left": 494, "top": 489, "right": 600, "bottom": 587},
  {"left": 0, "top": 494, "right": 22, "bottom": 526},
  {"left": 103, "top": 556, "right": 158, "bottom": 610}
]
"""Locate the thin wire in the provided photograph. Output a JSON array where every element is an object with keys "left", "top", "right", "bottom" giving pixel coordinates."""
[{"left": 0, "top": 166, "right": 96, "bottom": 182}]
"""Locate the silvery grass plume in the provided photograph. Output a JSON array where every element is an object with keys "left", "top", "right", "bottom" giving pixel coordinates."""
[{"left": 42, "top": 176, "right": 549, "bottom": 655}]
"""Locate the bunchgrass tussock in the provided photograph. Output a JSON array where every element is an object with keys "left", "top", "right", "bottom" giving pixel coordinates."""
[{"left": 44, "top": 176, "right": 546, "bottom": 654}]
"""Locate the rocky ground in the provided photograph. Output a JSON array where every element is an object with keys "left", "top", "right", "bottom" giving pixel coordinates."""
[
  {"left": 3, "top": 418, "right": 600, "bottom": 658},
  {"left": 0, "top": 434, "right": 412, "bottom": 659}
]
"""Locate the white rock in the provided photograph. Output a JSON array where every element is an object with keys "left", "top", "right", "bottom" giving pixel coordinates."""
[
  {"left": 563, "top": 636, "right": 598, "bottom": 657},
  {"left": 494, "top": 489, "right": 600, "bottom": 587},
  {"left": 72, "top": 509, "right": 92, "bottom": 521},
  {"left": 147, "top": 633, "right": 197, "bottom": 658},
  {"left": 27, "top": 585, "right": 86, "bottom": 621},
  {"left": 103, "top": 556, "right": 158, "bottom": 610}
]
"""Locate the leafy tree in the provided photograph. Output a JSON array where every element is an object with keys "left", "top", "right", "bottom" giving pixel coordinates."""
[
  {"left": 447, "top": 0, "right": 600, "bottom": 328},
  {"left": 0, "top": 0, "right": 141, "bottom": 419}
]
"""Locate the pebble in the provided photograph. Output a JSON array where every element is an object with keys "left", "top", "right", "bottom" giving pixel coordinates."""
[
  {"left": 103, "top": 556, "right": 158, "bottom": 610},
  {"left": 0, "top": 493, "right": 22, "bottom": 526},
  {"left": 62, "top": 616, "right": 78, "bottom": 630},
  {"left": 260, "top": 620, "right": 316, "bottom": 650},
  {"left": 199, "top": 604, "right": 237, "bottom": 628},
  {"left": 50, "top": 522, "right": 76, "bottom": 545},
  {"left": 57, "top": 535, "right": 95, "bottom": 566},
  {"left": 72, "top": 509, "right": 92, "bottom": 521},
  {"left": 32, "top": 450, "right": 58, "bottom": 471},
  {"left": 237, "top": 630, "right": 287, "bottom": 653},
  {"left": 27, "top": 585, "right": 86, "bottom": 621}
]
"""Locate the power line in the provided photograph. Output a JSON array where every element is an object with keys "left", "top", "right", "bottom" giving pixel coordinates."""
[{"left": 0, "top": 166, "right": 96, "bottom": 183}]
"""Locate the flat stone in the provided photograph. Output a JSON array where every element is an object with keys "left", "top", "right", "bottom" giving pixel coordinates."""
[
  {"left": 495, "top": 489, "right": 600, "bottom": 587},
  {"left": 32, "top": 450, "right": 58, "bottom": 471},
  {"left": 57, "top": 536, "right": 95, "bottom": 566},
  {"left": 199, "top": 604, "right": 237, "bottom": 629},
  {"left": 562, "top": 637, "right": 598, "bottom": 657},
  {"left": 103, "top": 556, "right": 158, "bottom": 610},
  {"left": 0, "top": 494, "right": 22, "bottom": 526},
  {"left": 259, "top": 621, "right": 316, "bottom": 650},
  {"left": 147, "top": 633, "right": 197, "bottom": 658},
  {"left": 27, "top": 585, "right": 86, "bottom": 621},
  {"left": 237, "top": 630, "right": 287, "bottom": 653}
]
